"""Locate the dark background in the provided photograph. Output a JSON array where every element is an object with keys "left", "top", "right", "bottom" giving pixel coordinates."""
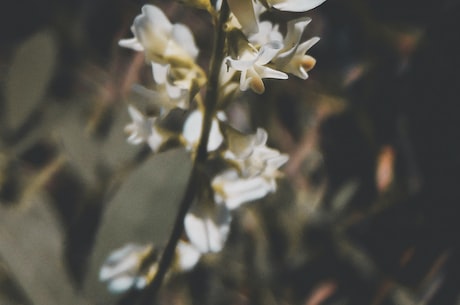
[{"left": 1, "top": 0, "right": 460, "bottom": 304}]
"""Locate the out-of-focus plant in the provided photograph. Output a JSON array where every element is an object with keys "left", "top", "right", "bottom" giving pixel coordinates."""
[{"left": 99, "top": 0, "right": 326, "bottom": 302}]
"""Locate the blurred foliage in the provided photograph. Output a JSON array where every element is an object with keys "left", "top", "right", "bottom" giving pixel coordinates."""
[{"left": 1, "top": 0, "right": 460, "bottom": 304}]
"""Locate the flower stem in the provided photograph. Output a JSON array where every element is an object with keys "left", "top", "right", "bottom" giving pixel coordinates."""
[
  {"left": 120, "top": 2, "right": 231, "bottom": 305},
  {"left": 195, "top": 0, "right": 229, "bottom": 163}
]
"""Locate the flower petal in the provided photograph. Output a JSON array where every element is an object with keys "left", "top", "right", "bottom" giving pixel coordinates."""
[
  {"left": 227, "top": 0, "right": 258, "bottom": 34},
  {"left": 248, "top": 21, "right": 283, "bottom": 46},
  {"left": 269, "top": 0, "right": 326, "bottom": 12},
  {"left": 108, "top": 276, "right": 136, "bottom": 294},
  {"left": 184, "top": 204, "right": 231, "bottom": 253},
  {"left": 254, "top": 65, "right": 288, "bottom": 80},
  {"left": 172, "top": 23, "right": 199, "bottom": 59},
  {"left": 213, "top": 171, "right": 272, "bottom": 209},
  {"left": 151, "top": 62, "right": 168, "bottom": 84},
  {"left": 176, "top": 241, "right": 201, "bottom": 271},
  {"left": 182, "top": 110, "right": 223, "bottom": 152},
  {"left": 125, "top": 105, "right": 155, "bottom": 145},
  {"left": 282, "top": 17, "right": 311, "bottom": 54},
  {"left": 132, "top": 5, "right": 172, "bottom": 55},
  {"left": 118, "top": 37, "right": 144, "bottom": 51},
  {"left": 256, "top": 41, "right": 284, "bottom": 65},
  {"left": 225, "top": 54, "right": 257, "bottom": 71}
]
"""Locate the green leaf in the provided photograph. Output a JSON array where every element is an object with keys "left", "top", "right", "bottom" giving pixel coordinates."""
[
  {"left": 0, "top": 196, "right": 89, "bottom": 305},
  {"left": 83, "top": 148, "right": 192, "bottom": 303},
  {"left": 5, "top": 30, "right": 57, "bottom": 130}
]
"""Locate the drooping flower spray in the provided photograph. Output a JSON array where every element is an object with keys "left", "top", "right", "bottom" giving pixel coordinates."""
[{"left": 99, "top": 0, "right": 326, "bottom": 303}]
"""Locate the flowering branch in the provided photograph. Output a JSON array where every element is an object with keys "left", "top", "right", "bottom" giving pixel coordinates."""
[
  {"left": 117, "top": 2, "right": 231, "bottom": 305},
  {"left": 102, "top": 0, "right": 325, "bottom": 303}
]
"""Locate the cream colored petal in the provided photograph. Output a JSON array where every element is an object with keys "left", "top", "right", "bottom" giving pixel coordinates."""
[
  {"left": 256, "top": 41, "right": 284, "bottom": 65},
  {"left": 172, "top": 23, "right": 199, "bottom": 59},
  {"left": 132, "top": 6, "right": 171, "bottom": 55},
  {"left": 281, "top": 37, "right": 319, "bottom": 79},
  {"left": 184, "top": 205, "right": 231, "bottom": 253},
  {"left": 118, "top": 37, "right": 144, "bottom": 51},
  {"left": 281, "top": 17, "right": 311, "bottom": 54},
  {"left": 151, "top": 62, "right": 168, "bottom": 84},
  {"left": 254, "top": 65, "right": 288, "bottom": 80},
  {"left": 147, "top": 126, "right": 166, "bottom": 153},
  {"left": 248, "top": 21, "right": 283, "bottom": 46},
  {"left": 213, "top": 173, "right": 272, "bottom": 210},
  {"left": 227, "top": 0, "right": 258, "bottom": 34},
  {"left": 182, "top": 110, "right": 223, "bottom": 152},
  {"left": 125, "top": 105, "right": 154, "bottom": 145},
  {"left": 225, "top": 53, "right": 257, "bottom": 71},
  {"left": 108, "top": 276, "right": 136, "bottom": 294},
  {"left": 297, "top": 36, "right": 320, "bottom": 55},
  {"left": 176, "top": 240, "right": 201, "bottom": 271},
  {"left": 268, "top": 0, "right": 326, "bottom": 12}
]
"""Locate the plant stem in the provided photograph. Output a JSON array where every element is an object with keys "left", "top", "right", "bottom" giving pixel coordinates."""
[
  {"left": 195, "top": 0, "right": 229, "bottom": 163},
  {"left": 124, "top": 2, "right": 230, "bottom": 304}
]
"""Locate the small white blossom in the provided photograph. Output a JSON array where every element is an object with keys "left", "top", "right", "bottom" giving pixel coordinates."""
[
  {"left": 214, "top": 128, "right": 288, "bottom": 208},
  {"left": 225, "top": 128, "right": 289, "bottom": 177},
  {"left": 273, "top": 17, "right": 319, "bottom": 79},
  {"left": 225, "top": 41, "right": 287, "bottom": 94},
  {"left": 119, "top": 5, "right": 199, "bottom": 64},
  {"left": 212, "top": 169, "right": 275, "bottom": 209},
  {"left": 99, "top": 241, "right": 201, "bottom": 293},
  {"left": 124, "top": 105, "right": 168, "bottom": 153},
  {"left": 99, "top": 243, "right": 154, "bottom": 293}
]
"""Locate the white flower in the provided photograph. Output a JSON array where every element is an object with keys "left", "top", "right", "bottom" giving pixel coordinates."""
[
  {"left": 225, "top": 128, "right": 289, "bottom": 177},
  {"left": 225, "top": 41, "right": 287, "bottom": 94},
  {"left": 99, "top": 243, "right": 154, "bottom": 293},
  {"left": 124, "top": 105, "right": 169, "bottom": 153},
  {"left": 273, "top": 17, "right": 320, "bottom": 79},
  {"left": 212, "top": 169, "right": 275, "bottom": 209},
  {"left": 99, "top": 241, "right": 200, "bottom": 293},
  {"left": 184, "top": 200, "right": 232, "bottom": 253},
  {"left": 214, "top": 128, "right": 288, "bottom": 208},
  {"left": 182, "top": 110, "right": 224, "bottom": 152},
  {"left": 119, "top": 5, "right": 198, "bottom": 64}
]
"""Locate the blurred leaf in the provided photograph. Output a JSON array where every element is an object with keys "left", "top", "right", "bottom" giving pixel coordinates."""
[
  {"left": 56, "top": 106, "right": 138, "bottom": 185},
  {"left": 84, "top": 148, "right": 192, "bottom": 304},
  {"left": 0, "top": 195, "right": 89, "bottom": 305},
  {"left": 5, "top": 30, "right": 57, "bottom": 130}
]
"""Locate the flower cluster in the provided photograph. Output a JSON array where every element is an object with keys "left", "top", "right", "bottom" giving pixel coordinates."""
[
  {"left": 101, "top": 0, "right": 324, "bottom": 294},
  {"left": 225, "top": 0, "right": 323, "bottom": 93},
  {"left": 99, "top": 241, "right": 201, "bottom": 293}
]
